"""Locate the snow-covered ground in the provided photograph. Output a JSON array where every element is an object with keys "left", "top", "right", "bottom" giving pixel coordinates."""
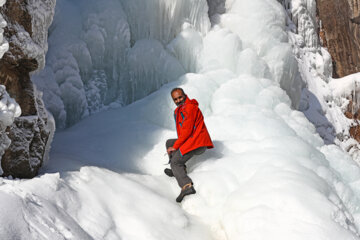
[{"left": 1, "top": 0, "right": 360, "bottom": 239}]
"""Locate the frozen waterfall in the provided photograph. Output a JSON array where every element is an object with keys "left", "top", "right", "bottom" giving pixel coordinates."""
[
  {"left": 32, "top": 0, "right": 211, "bottom": 128},
  {"left": 32, "top": 0, "right": 302, "bottom": 129},
  {"left": 2, "top": 0, "right": 357, "bottom": 239}
]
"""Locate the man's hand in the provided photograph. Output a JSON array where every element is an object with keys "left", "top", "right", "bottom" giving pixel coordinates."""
[{"left": 167, "top": 147, "right": 176, "bottom": 155}]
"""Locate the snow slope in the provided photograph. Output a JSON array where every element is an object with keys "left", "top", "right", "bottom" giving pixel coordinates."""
[{"left": 1, "top": 0, "right": 360, "bottom": 239}]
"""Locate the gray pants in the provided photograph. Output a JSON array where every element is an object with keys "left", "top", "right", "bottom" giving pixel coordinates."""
[{"left": 166, "top": 139, "right": 206, "bottom": 188}]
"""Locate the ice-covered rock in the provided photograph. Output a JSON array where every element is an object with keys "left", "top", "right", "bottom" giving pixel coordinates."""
[
  {"left": 0, "top": 85, "right": 21, "bottom": 175},
  {"left": 0, "top": 0, "right": 56, "bottom": 178},
  {"left": 282, "top": 0, "right": 360, "bottom": 162}
]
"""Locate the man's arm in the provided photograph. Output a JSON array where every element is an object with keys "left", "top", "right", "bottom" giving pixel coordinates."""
[{"left": 167, "top": 146, "right": 176, "bottom": 155}]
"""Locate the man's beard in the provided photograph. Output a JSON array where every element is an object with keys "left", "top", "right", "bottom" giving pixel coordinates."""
[{"left": 176, "top": 97, "right": 186, "bottom": 106}]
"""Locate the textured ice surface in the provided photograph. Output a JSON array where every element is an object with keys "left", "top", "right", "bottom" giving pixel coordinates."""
[{"left": 32, "top": 0, "right": 210, "bottom": 128}]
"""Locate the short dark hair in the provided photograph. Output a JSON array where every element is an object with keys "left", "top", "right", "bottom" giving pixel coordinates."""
[{"left": 171, "top": 87, "right": 185, "bottom": 95}]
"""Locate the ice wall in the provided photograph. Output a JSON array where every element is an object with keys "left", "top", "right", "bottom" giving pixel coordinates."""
[
  {"left": 33, "top": 0, "right": 307, "bottom": 129},
  {"left": 205, "top": 0, "right": 303, "bottom": 108},
  {"left": 32, "top": 0, "right": 210, "bottom": 128}
]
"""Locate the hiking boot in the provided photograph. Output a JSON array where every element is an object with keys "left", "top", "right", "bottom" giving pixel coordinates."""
[
  {"left": 164, "top": 168, "right": 174, "bottom": 177},
  {"left": 176, "top": 184, "right": 196, "bottom": 202}
]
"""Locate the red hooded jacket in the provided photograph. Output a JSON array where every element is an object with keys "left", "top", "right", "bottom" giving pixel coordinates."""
[{"left": 173, "top": 96, "right": 214, "bottom": 155}]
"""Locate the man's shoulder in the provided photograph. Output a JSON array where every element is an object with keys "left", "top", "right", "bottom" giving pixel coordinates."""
[{"left": 184, "top": 102, "right": 198, "bottom": 111}]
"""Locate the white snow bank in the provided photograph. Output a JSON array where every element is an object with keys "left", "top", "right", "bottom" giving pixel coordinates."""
[
  {"left": 330, "top": 72, "right": 360, "bottom": 101},
  {"left": 0, "top": 169, "right": 213, "bottom": 240},
  {"left": 32, "top": 69, "right": 360, "bottom": 239}
]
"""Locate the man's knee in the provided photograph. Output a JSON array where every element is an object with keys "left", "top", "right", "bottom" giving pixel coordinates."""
[
  {"left": 170, "top": 160, "right": 176, "bottom": 169},
  {"left": 171, "top": 151, "right": 186, "bottom": 166},
  {"left": 166, "top": 139, "right": 176, "bottom": 149}
]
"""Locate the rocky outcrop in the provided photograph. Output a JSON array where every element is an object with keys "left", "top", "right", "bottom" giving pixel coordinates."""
[
  {"left": 317, "top": 0, "right": 360, "bottom": 78},
  {"left": 0, "top": 0, "right": 55, "bottom": 178},
  {"left": 0, "top": 85, "right": 21, "bottom": 175}
]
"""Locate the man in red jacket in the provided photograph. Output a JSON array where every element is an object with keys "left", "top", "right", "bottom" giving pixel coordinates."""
[{"left": 165, "top": 88, "right": 214, "bottom": 202}]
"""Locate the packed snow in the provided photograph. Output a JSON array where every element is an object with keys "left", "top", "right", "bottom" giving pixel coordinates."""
[{"left": 2, "top": 0, "right": 360, "bottom": 239}]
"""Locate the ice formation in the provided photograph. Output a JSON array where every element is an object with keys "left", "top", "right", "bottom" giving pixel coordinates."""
[{"left": 32, "top": 0, "right": 210, "bottom": 128}]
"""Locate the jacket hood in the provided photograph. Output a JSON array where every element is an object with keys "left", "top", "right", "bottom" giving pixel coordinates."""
[{"left": 185, "top": 95, "right": 198, "bottom": 106}]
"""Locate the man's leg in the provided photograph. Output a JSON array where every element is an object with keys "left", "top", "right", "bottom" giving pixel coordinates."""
[
  {"left": 170, "top": 147, "right": 206, "bottom": 202},
  {"left": 170, "top": 147, "right": 206, "bottom": 188},
  {"left": 170, "top": 150, "right": 194, "bottom": 188},
  {"left": 164, "top": 139, "right": 177, "bottom": 177}
]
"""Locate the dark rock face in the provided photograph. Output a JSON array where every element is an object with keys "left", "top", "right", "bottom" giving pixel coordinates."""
[
  {"left": 317, "top": 0, "right": 360, "bottom": 78},
  {"left": 0, "top": 0, "right": 55, "bottom": 178}
]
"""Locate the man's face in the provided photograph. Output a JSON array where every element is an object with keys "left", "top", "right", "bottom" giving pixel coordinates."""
[{"left": 172, "top": 90, "right": 186, "bottom": 106}]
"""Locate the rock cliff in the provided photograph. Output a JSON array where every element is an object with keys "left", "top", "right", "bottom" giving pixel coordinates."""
[
  {"left": 0, "top": 0, "right": 55, "bottom": 178},
  {"left": 317, "top": 0, "right": 360, "bottom": 78}
]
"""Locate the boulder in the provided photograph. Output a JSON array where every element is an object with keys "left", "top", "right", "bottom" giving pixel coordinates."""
[{"left": 0, "top": 0, "right": 55, "bottom": 178}]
